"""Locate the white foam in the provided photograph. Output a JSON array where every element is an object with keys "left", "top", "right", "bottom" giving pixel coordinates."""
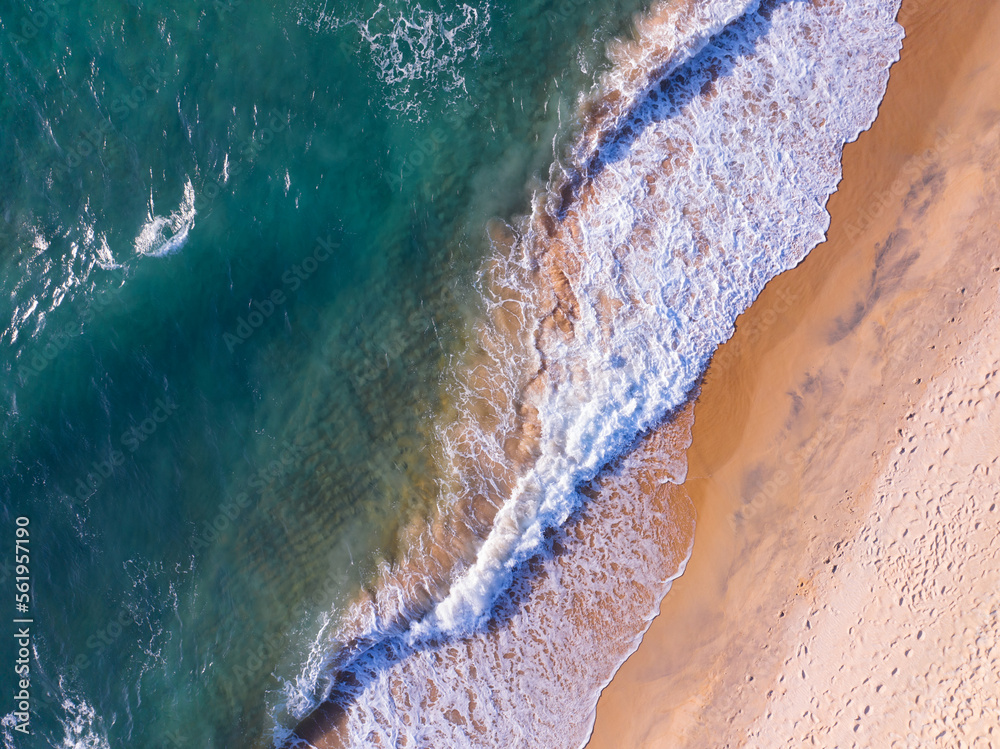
[
  {"left": 577, "top": 0, "right": 762, "bottom": 158},
  {"left": 53, "top": 696, "right": 112, "bottom": 749},
  {"left": 280, "top": 0, "right": 905, "bottom": 744},
  {"left": 325, "top": 418, "right": 698, "bottom": 749},
  {"left": 1, "top": 688, "right": 110, "bottom": 749},
  {"left": 133, "top": 177, "right": 196, "bottom": 257},
  {"left": 412, "top": 0, "right": 904, "bottom": 642},
  {"left": 300, "top": 0, "right": 490, "bottom": 118}
]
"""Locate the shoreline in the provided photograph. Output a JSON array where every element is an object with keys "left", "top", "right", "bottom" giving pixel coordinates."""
[
  {"left": 587, "top": 0, "right": 1000, "bottom": 745},
  {"left": 279, "top": 0, "right": 927, "bottom": 744}
]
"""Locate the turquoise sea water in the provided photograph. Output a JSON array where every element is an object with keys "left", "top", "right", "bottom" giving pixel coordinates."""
[{"left": 0, "top": 0, "right": 654, "bottom": 746}]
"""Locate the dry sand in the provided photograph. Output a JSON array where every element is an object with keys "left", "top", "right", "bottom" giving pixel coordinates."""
[{"left": 587, "top": 0, "right": 1000, "bottom": 746}]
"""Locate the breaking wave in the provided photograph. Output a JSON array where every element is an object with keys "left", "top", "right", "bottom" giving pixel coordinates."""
[
  {"left": 133, "top": 177, "right": 196, "bottom": 258},
  {"left": 275, "top": 0, "right": 905, "bottom": 745}
]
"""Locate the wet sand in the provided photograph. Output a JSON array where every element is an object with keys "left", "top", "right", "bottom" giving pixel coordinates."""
[{"left": 587, "top": 0, "right": 1000, "bottom": 745}]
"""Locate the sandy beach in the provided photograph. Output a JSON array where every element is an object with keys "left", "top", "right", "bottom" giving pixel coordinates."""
[{"left": 586, "top": 0, "right": 1000, "bottom": 745}]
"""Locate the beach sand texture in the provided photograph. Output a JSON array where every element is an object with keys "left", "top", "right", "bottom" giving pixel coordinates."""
[{"left": 587, "top": 0, "right": 1000, "bottom": 745}]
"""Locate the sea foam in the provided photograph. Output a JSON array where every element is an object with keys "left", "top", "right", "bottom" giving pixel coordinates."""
[
  {"left": 410, "top": 0, "right": 903, "bottom": 643},
  {"left": 133, "top": 177, "right": 196, "bottom": 258},
  {"left": 299, "top": 0, "right": 490, "bottom": 118},
  {"left": 277, "top": 0, "right": 904, "bottom": 745}
]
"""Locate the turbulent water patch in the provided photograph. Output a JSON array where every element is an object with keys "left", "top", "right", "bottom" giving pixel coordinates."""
[
  {"left": 299, "top": 0, "right": 491, "bottom": 118},
  {"left": 133, "top": 178, "right": 197, "bottom": 258}
]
